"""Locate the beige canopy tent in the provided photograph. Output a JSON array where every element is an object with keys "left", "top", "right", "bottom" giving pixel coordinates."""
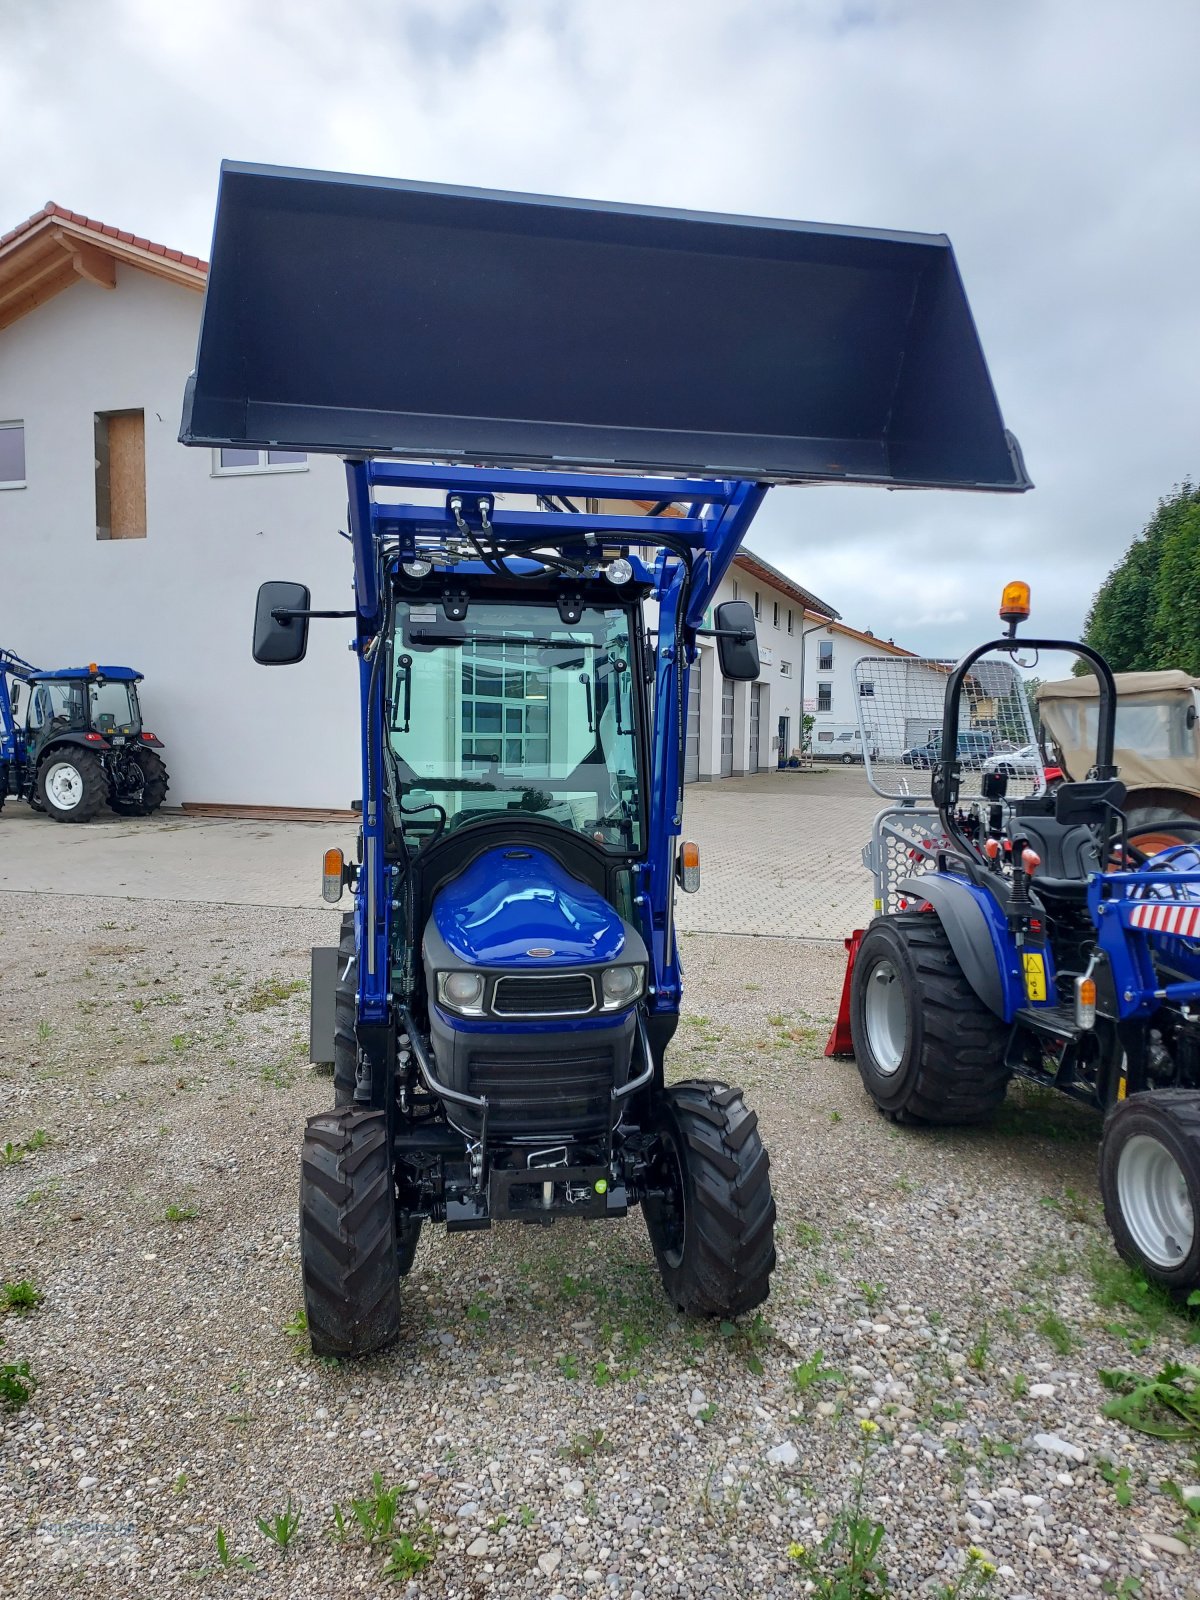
[{"left": 1036, "top": 670, "right": 1200, "bottom": 823}]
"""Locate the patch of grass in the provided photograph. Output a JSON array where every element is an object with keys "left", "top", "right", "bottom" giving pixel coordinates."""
[
  {"left": 256, "top": 1499, "right": 302, "bottom": 1553},
  {"left": 1089, "top": 1247, "right": 1190, "bottom": 1343},
  {"left": 519, "top": 1504, "right": 535, "bottom": 1528},
  {"left": 794, "top": 1220, "right": 822, "bottom": 1250},
  {"left": 16, "top": 1179, "right": 61, "bottom": 1208},
  {"left": 858, "top": 1281, "right": 885, "bottom": 1312},
  {"left": 991, "top": 1080, "right": 1099, "bottom": 1144},
  {"left": 163, "top": 1203, "right": 198, "bottom": 1224},
  {"left": 174, "top": 1472, "right": 189, "bottom": 1495},
  {"left": 465, "top": 1293, "right": 491, "bottom": 1328},
  {"left": 968, "top": 1324, "right": 991, "bottom": 1374},
  {"left": 1159, "top": 1478, "right": 1200, "bottom": 1545},
  {"left": 719, "top": 1311, "right": 773, "bottom": 1375},
  {"left": 3, "top": 1129, "right": 50, "bottom": 1164},
  {"left": 697, "top": 1402, "right": 718, "bottom": 1423},
  {"left": 1010, "top": 1373, "right": 1029, "bottom": 1399},
  {"left": 1037, "top": 1311, "right": 1076, "bottom": 1355},
  {"left": 259, "top": 1060, "right": 296, "bottom": 1089},
  {"left": 1, "top": 1281, "right": 43, "bottom": 1315},
  {"left": 1097, "top": 1459, "right": 1134, "bottom": 1507},
  {"left": 242, "top": 977, "right": 307, "bottom": 1013},
  {"left": 557, "top": 1353, "right": 580, "bottom": 1380},
  {"left": 35, "top": 1020, "right": 52, "bottom": 1041}
]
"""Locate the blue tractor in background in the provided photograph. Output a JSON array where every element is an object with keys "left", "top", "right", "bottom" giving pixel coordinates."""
[
  {"left": 1, "top": 648, "right": 169, "bottom": 823},
  {"left": 845, "top": 586, "right": 1200, "bottom": 1295},
  {"left": 180, "top": 161, "right": 1029, "bottom": 1355}
]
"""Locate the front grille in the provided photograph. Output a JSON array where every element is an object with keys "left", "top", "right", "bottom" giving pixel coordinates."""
[
  {"left": 492, "top": 973, "right": 596, "bottom": 1016},
  {"left": 469, "top": 1050, "right": 614, "bottom": 1134}
]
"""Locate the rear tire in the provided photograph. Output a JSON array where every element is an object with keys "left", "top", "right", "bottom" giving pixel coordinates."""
[
  {"left": 1099, "top": 1089, "right": 1200, "bottom": 1294},
  {"left": 849, "top": 914, "right": 1009, "bottom": 1123},
  {"left": 643, "top": 1080, "right": 776, "bottom": 1317},
  {"left": 300, "top": 1107, "right": 401, "bottom": 1357},
  {"left": 38, "top": 748, "right": 106, "bottom": 823},
  {"left": 111, "top": 748, "right": 170, "bottom": 816}
]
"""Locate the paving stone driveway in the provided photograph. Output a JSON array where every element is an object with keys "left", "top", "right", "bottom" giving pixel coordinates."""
[
  {"left": 0, "top": 768, "right": 882, "bottom": 940},
  {"left": 677, "top": 766, "right": 881, "bottom": 941}
]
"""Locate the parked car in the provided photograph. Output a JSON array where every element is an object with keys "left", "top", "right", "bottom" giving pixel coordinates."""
[
  {"left": 901, "top": 730, "right": 994, "bottom": 769},
  {"left": 812, "top": 726, "right": 880, "bottom": 765},
  {"left": 981, "top": 743, "right": 1040, "bottom": 777}
]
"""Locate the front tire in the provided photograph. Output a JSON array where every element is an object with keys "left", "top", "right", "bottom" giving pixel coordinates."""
[
  {"left": 1099, "top": 1090, "right": 1200, "bottom": 1294},
  {"left": 643, "top": 1080, "right": 776, "bottom": 1317},
  {"left": 300, "top": 1108, "right": 401, "bottom": 1357},
  {"left": 849, "top": 914, "right": 1009, "bottom": 1123},
  {"left": 38, "top": 749, "right": 106, "bottom": 823}
]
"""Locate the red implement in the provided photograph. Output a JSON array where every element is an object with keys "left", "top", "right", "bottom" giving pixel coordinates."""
[{"left": 825, "top": 929, "right": 864, "bottom": 1058}]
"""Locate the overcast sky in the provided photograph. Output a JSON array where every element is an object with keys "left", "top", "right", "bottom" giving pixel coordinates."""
[{"left": 4, "top": 0, "right": 1198, "bottom": 657}]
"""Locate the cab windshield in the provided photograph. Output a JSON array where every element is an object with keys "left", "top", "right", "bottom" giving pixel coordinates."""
[{"left": 385, "top": 599, "right": 644, "bottom": 854}]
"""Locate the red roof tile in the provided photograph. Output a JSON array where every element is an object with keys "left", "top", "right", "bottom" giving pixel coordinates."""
[{"left": 0, "top": 201, "right": 207, "bottom": 272}]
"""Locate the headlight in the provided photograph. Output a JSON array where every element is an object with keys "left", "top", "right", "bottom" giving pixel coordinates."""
[
  {"left": 600, "top": 964, "right": 644, "bottom": 1009},
  {"left": 437, "top": 971, "right": 486, "bottom": 1015}
]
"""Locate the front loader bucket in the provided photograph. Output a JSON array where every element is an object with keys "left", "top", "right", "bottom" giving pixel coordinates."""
[{"left": 180, "top": 161, "right": 1029, "bottom": 491}]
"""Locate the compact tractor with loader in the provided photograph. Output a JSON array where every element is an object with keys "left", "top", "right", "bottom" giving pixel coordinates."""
[
  {"left": 180, "top": 161, "right": 1029, "bottom": 1355},
  {"left": 838, "top": 587, "right": 1200, "bottom": 1295},
  {"left": 0, "top": 649, "right": 169, "bottom": 823}
]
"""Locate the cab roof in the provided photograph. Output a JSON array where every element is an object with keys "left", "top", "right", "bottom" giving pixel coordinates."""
[{"left": 30, "top": 665, "right": 143, "bottom": 682}]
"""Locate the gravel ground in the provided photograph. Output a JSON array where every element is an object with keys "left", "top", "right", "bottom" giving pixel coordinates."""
[{"left": 2, "top": 893, "right": 1200, "bottom": 1598}]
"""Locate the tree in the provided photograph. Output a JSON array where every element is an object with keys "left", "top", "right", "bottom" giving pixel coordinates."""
[{"left": 1081, "top": 482, "right": 1200, "bottom": 673}]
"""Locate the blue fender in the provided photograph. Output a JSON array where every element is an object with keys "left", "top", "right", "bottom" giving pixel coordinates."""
[{"left": 896, "top": 875, "right": 1029, "bottom": 1022}]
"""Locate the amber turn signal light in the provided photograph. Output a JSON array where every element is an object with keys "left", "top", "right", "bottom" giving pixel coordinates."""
[
  {"left": 322, "top": 847, "right": 345, "bottom": 904},
  {"left": 679, "top": 839, "right": 700, "bottom": 894}
]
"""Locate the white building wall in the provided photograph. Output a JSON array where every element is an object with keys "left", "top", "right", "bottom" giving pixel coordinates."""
[{"left": 0, "top": 267, "right": 361, "bottom": 808}]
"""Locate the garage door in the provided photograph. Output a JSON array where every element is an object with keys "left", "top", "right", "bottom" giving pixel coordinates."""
[
  {"left": 720, "top": 679, "right": 734, "bottom": 776},
  {"left": 684, "top": 664, "right": 701, "bottom": 784},
  {"left": 748, "top": 682, "right": 761, "bottom": 771}
]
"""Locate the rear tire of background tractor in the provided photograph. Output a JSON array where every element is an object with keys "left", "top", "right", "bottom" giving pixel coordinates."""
[
  {"left": 111, "top": 749, "right": 171, "bottom": 816},
  {"left": 849, "top": 914, "right": 1010, "bottom": 1124},
  {"left": 333, "top": 913, "right": 358, "bottom": 1107},
  {"left": 643, "top": 1079, "right": 776, "bottom": 1317},
  {"left": 1099, "top": 1089, "right": 1200, "bottom": 1295},
  {"left": 37, "top": 749, "right": 106, "bottom": 824},
  {"left": 300, "top": 1107, "right": 401, "bottom": 1358}
]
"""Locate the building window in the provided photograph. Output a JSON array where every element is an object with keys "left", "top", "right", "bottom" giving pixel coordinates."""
[
  {"left": 859, "top": 680, "right": 875, "bottom": 697},
  {"left": 753, "top": 591, "right": 762, "bottom": 620},
  {"left": 817, "top": 683, "right": 832, "bottom": 711},
  {"left": 213, "top": 447, "right": 308, "bottom": 475},
  {"left": 787, "top": 608, "right": 793, "bottom": 634},
  {"left": 732, "top": 580, "right": 739, "bottom": 600},
  {"left": 780, "top": 661, "right": 792, "bottom": 677},
  {"left": 818, "top": 639, "right": 833, "bottom": 670},
  {"left": 95, "top": 410, "right": 146, "bottom": 540},
  {"left": 772, "top": 601, "right": 780, "bottom": 628},
  {"left": 0, "top": 421, "right": 25, "bottom": 488}
]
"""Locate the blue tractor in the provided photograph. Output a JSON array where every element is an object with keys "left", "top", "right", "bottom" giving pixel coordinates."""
[
  {"left": 845, "top": 586, "right": 1200, "bottom": 1295},
  {"left": 180, "top": 161, "right": 1029, "bottom": 1355},
  {"left": 0, "top": 649, "right": 169, "bottom": 823}
]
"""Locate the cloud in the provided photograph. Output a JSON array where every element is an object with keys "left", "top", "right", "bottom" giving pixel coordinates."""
[{"left": 2, "top": 0, "right": 1198, "bottom": 658}]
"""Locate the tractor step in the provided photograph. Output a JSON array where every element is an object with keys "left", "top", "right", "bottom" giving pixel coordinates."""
[{"left": 1013, "top": 1004, "right": 1080, "bottom": 1040}]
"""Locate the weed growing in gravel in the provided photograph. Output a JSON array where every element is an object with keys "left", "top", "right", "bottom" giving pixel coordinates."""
[
  {"left": 0, "top": 1349, "right": 36, "bottom": 1410},
  {"left": 795, "top": 1221, "right": 822, "bottom": 1249},
  {"left": 1099, "top": 1362, "right": 1200, "bottom": 1445},
  {"left": 1096, "top": 1459, "right": 1134, "bottom": 1507},
  {"left": 519, "top": 1504, "right": 536, "bottom": 1527},
  {"left": 381, "top": 1527, "right": 437, "bottom": 1582},
  {"left": 858, "top": 1281, "right": 885, "bottom": 1311},
  {"left": 259, "top": 1060, "right": 296, "bottom": 1089},
  {"left": 1037, "top": 1311, "right": 1076, "bottom": 1355},
  {"left": 0, "top": 1281, "right": 43, "bottom": 1314},
  {"left": 557, "top": 1353, "right": 580, "bottom": 1380},
  {"left": 787, "top": 1421, "right": 888, "bottom": 1596},
  {"left": 720, "top": 1311, "right": 773, "bottom": 1375},
  {"left": 1010, "top": 1374, "right": 1029, "bottom": 1399},
  {"left": 2, "top": 1129, "right": 50, "bottom": 1164},
  {"left": 790, "top": 1348, "right": 842, "bottom": 1398},
  {"left": 35, "top": 1020, "right": 52, "bottom": 1041},
  {"left": 256, "top": 1499, "right": 302, "bottom": 1553},
  {"left": 340, "top": 1472, "right": 412, "bottom": 1544},
  {"left": 209, "top": 1526, "right": 257, "bottom": 1574},
  {"left": 560, "top": 1427, "right": 610, "bottom": 1462},
  {"left": 1089, "top": 1248, "right": 1194, "bottom": 1346},
  {"left": 1101, "top": 1577, "right": 1143, "bottom": 1597},
  {"left": 968, "top": 1324, "right": 990, "bottom": 1373},
  {"left": 932, "top": 1547, "right": 998, "bottom": 1598},
  {"left": 163, "top": 1203, "right": 198, "bottom": 1223},
  {"left": 282, "top": 1307, "right": 309, "bottom": 1357},
  {"left": 1158, "top": 1478, "right": 1200, "bottom": 1544},
  {"left": 174, "top": 1472, "right": 189, "bottom": 1495}
]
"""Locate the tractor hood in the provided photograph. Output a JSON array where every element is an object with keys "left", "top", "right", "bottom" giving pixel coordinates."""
[
  {"left": 429, "top": 846, "right": 632, "bottom": 969},
  {"left": 179, "top": 160, "right": 1029, "bottom": 492}
]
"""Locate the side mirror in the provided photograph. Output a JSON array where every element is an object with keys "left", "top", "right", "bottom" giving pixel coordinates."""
[
  {"left": 714, "top": 600, "right": 760, "bottom": 681},
  {"left": 253, "top": 580, "right": 311, "bottom": 665},
  {"left": 10, "top": 684, "right": 19, "bottom": 714}
]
